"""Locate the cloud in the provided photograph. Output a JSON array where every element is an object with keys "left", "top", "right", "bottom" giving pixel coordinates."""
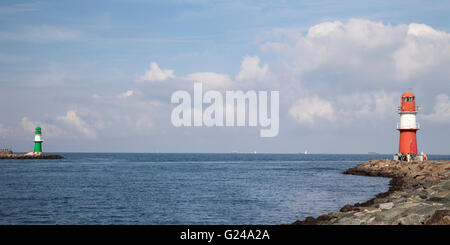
[
  {"left": 118, "top": 90, "right": 141, "bottom": 99},
  {"left": 20, "top": 117, "right": 63, "bottom": 138},
  {"left": 392, "top": 23, "right": 450, "bottom": 80},
  {"left": 185, "top": 72, "right": 233, "bottom": 89},
  {"left": 120, "top": 90, "right": 134, "bottom": 98},
  {"left": 261, "top": 19, "right": 450, "bottom": 84},
  {"left": 0, "top": 25, "right": 83, "bottom": 42},
  {"left": 235, "top": 56, "right": 269, "bottom": 82},
  {"left": 289, "top": 91, "right": 397, "bottom": 127},
  {"left": 92, "top": 94, "right": 102, "bottom": 100},
  {"left": 258, "top": 19, "right": 450, "bottom": 131},
  {"left": 19, "top": 111, "right": 99, "bottom": 141},
  {"left": 57, "top": 110, "right": 96, "bottom": 138},
  {"left": 289, "top": 95, "right": 335, "bottom": 125},
  {"left": 139, "top": 62, "right": 175, "bottom": 82},
  {"left": 335, "top": 91, "right": 397, "bottom": 120},
  {"left": 140, "top": 55, "right": 269, "bottom": 90},
  {"left": 422, "top": 94, "right": 450, "bottom": 123}
]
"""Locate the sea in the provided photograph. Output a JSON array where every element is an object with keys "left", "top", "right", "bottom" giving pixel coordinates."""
[{"left": 1, "top": 153, "right": 449, "bottom": 225}]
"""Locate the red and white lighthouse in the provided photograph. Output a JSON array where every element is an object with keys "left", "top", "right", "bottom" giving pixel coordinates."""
[{"left": 397, "top": 92, "right": 419, "bottom": 156}]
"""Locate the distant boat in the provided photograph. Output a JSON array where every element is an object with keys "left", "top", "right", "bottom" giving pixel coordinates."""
[
  {"left": 304, "top": 150, "right": 308, "bottom": 155},
  {"left": 368, "top": 152, "right": 379, "bottom": 154},
  {"left": 253, "top": 151, "right": 257, "bottom": 154}
]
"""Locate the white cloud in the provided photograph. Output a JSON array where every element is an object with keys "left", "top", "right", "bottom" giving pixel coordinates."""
[
  {"left": 118, "top": 90, "right": 141, "bottom": 99},
  {"left": 120, "top": 90, "right": 134, "bottom": 98},
  {"left": 185, "top": 72, "right": 233, "bottom": 89},
  {"left": 139, "top": 62, "right": 175, "bottom": 82},
  {"left": 92, "top": 94, "right": 102, "bottom": 100},
  {"left": 261, "top": 19, "right": 450, "bottom": 83},
  {"left": 57, "top": 110, "right": 96, "bottom": 138},
  {"left": 20, "top": 117, "right": 63, "bottom": 138},
  {"left": 392, "top": 23, "right": 450, "bottom": 80},
  {"left": 289, "top": 91, "right": 397, "bottom": 127},
  {"left": 422, "top": 94, "right": 450, "bottom": 123},
  {"left": 336, "top": 91, "right": 397, "bottom": 120},
  {"left": 289, "top": 95, "right": 335, "bottom": 125},
  {"left": 235, "top": 56, "right": 269, "bottom": 82},
  {"left": 19, "top": 110, "right": 102, "bottom": 140}
]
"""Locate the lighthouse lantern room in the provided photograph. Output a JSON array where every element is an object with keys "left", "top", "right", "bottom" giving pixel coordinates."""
[{"left": 395, "top": 92, "right": 424, "bottom": 162}]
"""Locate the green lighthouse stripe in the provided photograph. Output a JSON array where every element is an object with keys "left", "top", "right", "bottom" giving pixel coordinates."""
[{"left": 34, "top": 142, "right": 42, "bottom": 152}]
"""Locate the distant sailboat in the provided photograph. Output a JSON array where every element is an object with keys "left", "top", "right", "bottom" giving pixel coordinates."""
[{"left": 304, "top": 150, "right": 308, "bottom": 155}]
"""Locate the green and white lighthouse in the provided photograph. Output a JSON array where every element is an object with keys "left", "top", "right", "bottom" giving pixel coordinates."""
[{"left": 34, "top": 126, "right": 43, "bottom": 153}]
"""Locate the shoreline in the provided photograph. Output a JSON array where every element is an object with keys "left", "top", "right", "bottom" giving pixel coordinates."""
[
  {"left": 0, "top": 153, "right": 64, "bottom": 159},
  {"left": 292, "top": 159, "right": 450, "bottom": 225}
]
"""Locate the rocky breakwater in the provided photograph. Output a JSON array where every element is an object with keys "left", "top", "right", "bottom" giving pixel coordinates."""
[
  {"left": 0, "top": 150, "right": 63, "bottom": 159},
  {"left": 293, "top": 159, "right": 450, "bottom": 225}
]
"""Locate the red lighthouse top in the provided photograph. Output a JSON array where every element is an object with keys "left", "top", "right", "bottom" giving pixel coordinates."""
[{"left": 399, "top": 92, "right": 418, "bottom": 112}]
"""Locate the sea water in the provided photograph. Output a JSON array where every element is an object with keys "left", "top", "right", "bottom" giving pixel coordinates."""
[{"left": 1, "top": 153, "right": 447, "bottom": 225}]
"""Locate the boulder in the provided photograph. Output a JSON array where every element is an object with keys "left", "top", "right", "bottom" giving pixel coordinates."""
[
  {"left": 379, "top": 202, "right": 394, "bottom": 210},
  {"left": 425, "top": 210, "right": 450, "bottom": 225}
]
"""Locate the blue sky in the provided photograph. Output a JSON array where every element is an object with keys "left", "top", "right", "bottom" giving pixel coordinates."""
[{"left": 1, "top": 0, "right": 450, "bottom": 153}]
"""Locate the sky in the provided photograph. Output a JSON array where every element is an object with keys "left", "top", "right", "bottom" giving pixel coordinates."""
[{"left": 0, "top": 0, "right": 449, "bottom": 154}]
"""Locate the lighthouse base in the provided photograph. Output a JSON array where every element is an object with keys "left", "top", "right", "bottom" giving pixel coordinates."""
[
  {"left": 393, "top": 153, "right": 424, "bottom": 162},
  {"left": 25, "top": 151, "right": 43, "bottom": 156}
]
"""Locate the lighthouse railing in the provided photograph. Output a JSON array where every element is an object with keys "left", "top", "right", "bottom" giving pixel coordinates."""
[{"left": 398, "top": 106, "right": 419, "bottom": 113}]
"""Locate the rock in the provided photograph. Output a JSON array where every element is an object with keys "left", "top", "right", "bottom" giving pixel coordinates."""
[
  {"left": 292, "top": 216, "right": 319, "bottom": 225},
  {"left": 366, "top": 217, "right": 376, "bottom": 224},
  {"left": 398, "top": 214, "right": 426, "bottom": 225},
  {"left": 396, "top": 202, "right": 421, "bottom": 209},
  {"left": 379, "top": 202, "right": 394, "bottom": 210},
  {"left": 432, "top": 203, "right": 444, "bottom": 207},
  {"left": 316, "top": 214, "right": 333, "bottom": 221},
  {"left": 340, "top": 204, "right": 355, "bottom": 212},
  {"left": 443, "top": 216, "right": 450, "bottom": 225},
  {"left": 427, "top": 197, "right": 446, "bottom": 202},
  {"left": 425, "top": 210, "right": 450, "bottom": 225},
  {"left": 373, "top": 198, "right": 389, "bottom": 204},
  {"left": 373, "top": 207, "right": 406, "bottom": 221},
  {"left": 334, "top": 216, "right": 362, "bottom": 225},
  {"left": 292, "top": 160, "right": 450, "bottom": 225},
  {"left": 0, "top": 153, "right": 63, "bottom": 159}
]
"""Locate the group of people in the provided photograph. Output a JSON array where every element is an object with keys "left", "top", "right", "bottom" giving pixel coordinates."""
[{"left": 396, "top": 152, "right": 428, "bottom": 162}]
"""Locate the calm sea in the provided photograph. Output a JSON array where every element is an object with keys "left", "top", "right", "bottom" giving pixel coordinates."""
[{"left": 1, "top": 153, "right": 448, "bottom": 225}]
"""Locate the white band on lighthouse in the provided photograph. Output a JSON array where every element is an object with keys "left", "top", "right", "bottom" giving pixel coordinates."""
[
  {"left": 34, "top": 135, "right": 42, "bottom": 142},
  {"left": 399, "top": 113, "right": 418, "bottom": 129}
]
